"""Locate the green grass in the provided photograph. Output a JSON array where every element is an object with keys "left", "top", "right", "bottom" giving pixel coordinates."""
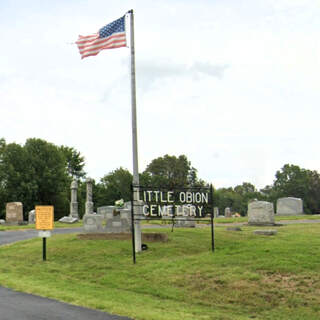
[
  {"left": 215, "top": 214, "right": 320, "bottom": 224},
  {"left": 0, "top": 224, "right": 320, "bottom": 319},
  {"left": 274, "top": 214, "right": 320, "bottom": 221}
]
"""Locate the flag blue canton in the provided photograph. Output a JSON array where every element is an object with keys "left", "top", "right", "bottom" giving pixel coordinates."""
[{"left": 99, "top": 16, "right": 125, "bottom": 39}]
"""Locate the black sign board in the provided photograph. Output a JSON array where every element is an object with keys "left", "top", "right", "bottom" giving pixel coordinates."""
[{"left": 131, "top": 185, "right": 214, "bottom": 263}]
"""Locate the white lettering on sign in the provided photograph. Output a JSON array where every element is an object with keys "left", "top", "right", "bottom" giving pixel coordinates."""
[
  {"left": 138, "top": 191, "right": 176, "bottom": 203},
  {"left": 179, "top": 192, "right": 209, "bottom": 204},
  {"left": 142, "top": 204, "right": 207, "bottom": 217},
  {"left": 138, "top": 189, "right": 211, "bottom": 218}
]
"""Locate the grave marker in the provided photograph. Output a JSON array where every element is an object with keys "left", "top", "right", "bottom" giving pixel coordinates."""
[
  {"left": 276, "top": 197, "right": 303, "bottom": 215},
  {"left": 248, "top": 201, "right": 275, "bottom": 226},
  {"left": 6, "top": 202, "right": 23, "bottom": 224}
]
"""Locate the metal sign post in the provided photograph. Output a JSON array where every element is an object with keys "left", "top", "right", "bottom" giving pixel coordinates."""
[
  {"left": 43, "top": 237, "right": 46, "bottom": 261},
  {"left": 210, "top": 184, "right": 214, "bottom": 252}
]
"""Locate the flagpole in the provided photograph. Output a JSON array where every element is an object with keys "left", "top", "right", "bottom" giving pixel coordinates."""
[{"left": 128, "top": 9, "right": 142, "bottom": 253}]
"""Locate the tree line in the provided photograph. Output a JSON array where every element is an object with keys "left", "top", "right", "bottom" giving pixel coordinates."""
[{"left": 0, "top": 137, "right": 319, "bottom": 220}]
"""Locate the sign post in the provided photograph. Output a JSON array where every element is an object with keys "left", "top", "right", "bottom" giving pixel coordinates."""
[{"left": 35, "top": 206, "right": 54, "bottom": 261}]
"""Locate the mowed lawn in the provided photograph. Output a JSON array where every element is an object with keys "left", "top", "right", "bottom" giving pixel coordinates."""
[{"left": 0, "top": 223, "right": 319, "bottom": 320}]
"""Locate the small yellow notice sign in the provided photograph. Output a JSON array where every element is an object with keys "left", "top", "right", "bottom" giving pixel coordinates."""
[{"left": 35, "top": 206, "right": 54, "bottom": 230}]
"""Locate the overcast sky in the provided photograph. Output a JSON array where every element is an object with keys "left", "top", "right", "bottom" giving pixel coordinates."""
[{"left": 1, "top": 0, "right": 319, "bottom": 189}]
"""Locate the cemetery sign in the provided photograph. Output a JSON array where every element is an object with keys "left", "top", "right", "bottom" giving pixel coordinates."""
[
  {"left": 137, "top": 189, "right": 211, "bottom": 218},
  {"left": 131, "top": 185, "right": 214, "bottom": 263}
]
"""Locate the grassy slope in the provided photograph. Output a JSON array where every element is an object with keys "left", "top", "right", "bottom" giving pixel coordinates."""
[{"left": 0, "top": 224, "right": 319, "bottom": 320}]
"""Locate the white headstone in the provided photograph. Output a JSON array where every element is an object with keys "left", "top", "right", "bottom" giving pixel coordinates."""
[
  {"left": 248, "top": 200, "right": 275, "bottom": 226},
  {"left": 276, "top": 197, "right": 303, "bottom": 215},
  {"left": 225, "top": 207, "right": 232, "bottom": 218},
  {"left": 28, "top": 210, "right": 36, "bottom": 224},
  {"left": 214, "top": 207, "right": 219, "bottom": 218}
]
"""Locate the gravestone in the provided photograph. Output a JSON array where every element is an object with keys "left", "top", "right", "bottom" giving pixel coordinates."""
[
  {"left": 6, "top": 202, "right": 23, "bottom": 225},
  {"left": 59, "top": 216, "right": 79, "bottom": 224},
  {"left": 59, "top": 179, "right": 79, "bottom": 223},
  {"left": 227, "top": 227, "right": 242, "bottom": 231},
  {"left": 99, "top": 203, "right": 132, "bottom": 233},
  {"left": 97, "top": 205, "right": 115, "bottom": 218},
  {"left": 214, "top": 207, "right": 219, "bottom": 218},
  {"left": 28, "top": 210, "right": 36, "bottom": 224},
  {"left": 174, "top": 217, "right": 196, "bottom": 228},
  {"left": 81, "top": 178, "right": 97, "bottom": 230},
  {"left": 225, "top": 207, "right": 232, "bottom": 218},
  {"left": 254, "top": 230, "right": 277, "bottom": 236},
  {"left": 104, "top": 207, "right": 132, "bottom": 233},
  {"left": 70, "top": 179, "right": 79, "bottom": 219},
  {"left": 248, "top": 200, "right": 275, "bottom": 226},
  {"left": 83, "top": 204, "right": 132, "bottom": 233},
  {"left": 276, "top": 197, "right": 303, "bottom": 215},
  {"left": 83, "top": 214, "right": 104, "bottom": 232},
  {"left": 85, "top": 178, "right": 94, "bottom": 215}
]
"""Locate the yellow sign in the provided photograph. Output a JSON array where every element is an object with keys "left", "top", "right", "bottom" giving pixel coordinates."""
[{"left": 35, "top": 206, "right": 54, "bottom": 230}]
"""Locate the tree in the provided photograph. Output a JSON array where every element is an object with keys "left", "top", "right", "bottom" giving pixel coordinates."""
[
  {"left": 306, "top": 170, "right": 320, "bottom": 213},
  {"left": 234, "top": 182, "right": 256, "bottom": 195},
  {"left": 271, "top": 164, "right": 320, "bottom": 214},
  {"left": 143, "top": 154, "right": 204, "bottom": 188},
  {"left": 273, "top": 164, "right": 309, "bottom": 197},
  {"left": 0, "top": 140, "right": 35, "bottom": 218},
  {"left": 59, "top": 146, "right": 86, "bottom": 179},
  {"left": 233, "top": 182, "right": 261, "bottom": 215},
  {"left": 95, "top": 167, "right": 133, "bottom": 208},
  {"left": 213, "top": 188, "right": 237, "bottom": 214},
  {"left": 0, "top": 138, "right": 71, "bottom": 219},
  {"left": 213, "top": 182, "right": 262, "bottom": 216}
]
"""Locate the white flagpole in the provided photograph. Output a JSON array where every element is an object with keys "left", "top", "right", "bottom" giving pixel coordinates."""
[{"left": 128, "top": 9, "right": 142, "bottom": 253}]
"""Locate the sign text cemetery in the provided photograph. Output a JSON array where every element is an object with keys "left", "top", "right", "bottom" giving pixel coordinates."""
[{"left": 137, "top": 188, "right": 212, "bottom": 218}]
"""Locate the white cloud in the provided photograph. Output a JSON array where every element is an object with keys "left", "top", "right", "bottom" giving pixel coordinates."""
[{"left": 0, "top": 0, "right": 319, "bottom": 189}]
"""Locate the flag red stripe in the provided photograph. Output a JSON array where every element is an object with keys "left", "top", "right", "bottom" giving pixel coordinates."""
[
  {"left": 80, "top": 43, "right": 126, "bottom": 59},
  {"left": 79, "top": 37, "right": 126, "bottom": 54},
  {"left": 77, "top": 33, "right": 126, "bottom": 59},
  {"left": 77, "top": 33, "right": 126, "bottom": 50},
  {"left": 80, "top": 41, "right": 126, "bottom": 59}
]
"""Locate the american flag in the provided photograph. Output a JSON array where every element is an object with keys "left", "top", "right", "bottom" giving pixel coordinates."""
[{"left": 76, "top": 15, "right": 126, "bottom": 59}]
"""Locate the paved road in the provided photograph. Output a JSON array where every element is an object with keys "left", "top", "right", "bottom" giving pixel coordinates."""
[
  {"left": 0, "top": 287, "right": 131, "bottom": 320},
  {"left": 0, "top": 228, "right": 83, "bottom": 246},
  {"left": 0, "top": 228, "right": 132, "bottom": 320}
]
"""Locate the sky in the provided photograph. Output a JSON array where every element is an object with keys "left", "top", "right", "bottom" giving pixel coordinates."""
[{"left": 1, "top": 0, "right": 319, "bottom": 190}]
